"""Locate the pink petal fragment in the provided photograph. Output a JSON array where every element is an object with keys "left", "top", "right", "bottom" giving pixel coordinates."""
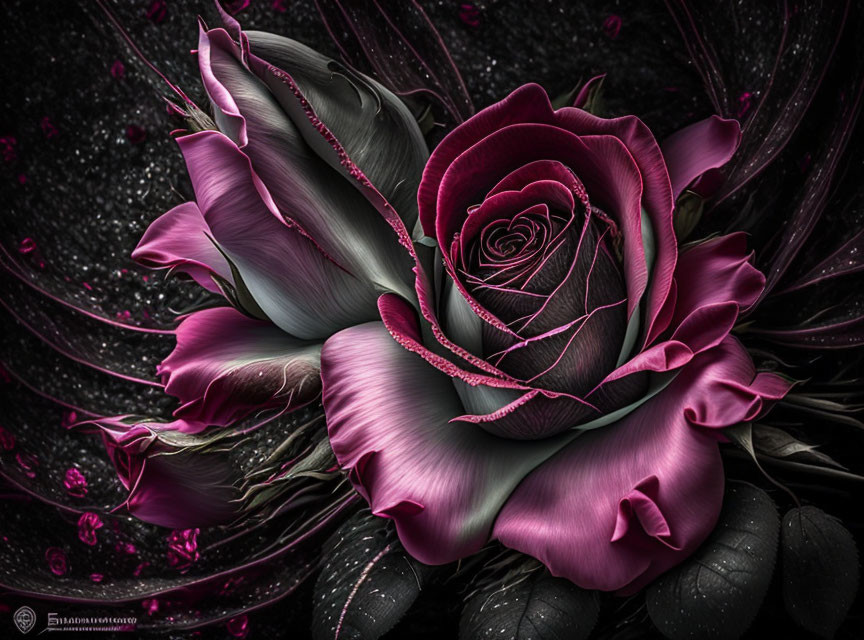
[
  {"left": 554, "top": 106, "right": 676, "bottom": 345},
  {"left": 131, "top": 201, "right": 232, "bottom": 294},
  {"left": 670, "top": 233, "right": 765, "bottom": 329},
  {"left": 596, "top": 232, "right": 766, "bottom": 395},
  {"left": 418, "top": 83, "right": 553, "bottom": 237},
  {"left": 662, "top": 115, "right": 741, "bottom": 200}
]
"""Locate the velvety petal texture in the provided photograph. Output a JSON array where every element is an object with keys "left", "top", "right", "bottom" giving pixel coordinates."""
[
  {"left": 158, "top": 307, "right": 322, "bottom": 426},
  {"left": 323, "top": 324, "right": 791, "bottom": 588},
  {"left": 175, "top": 129, "right": 379, "bottom": 339},
  {"left": 91, "top": 417, "right": 238, "bottom": 528},
  {"left": 418, "top": 83, "right": 677, "bottom": 343},
  {"left": 661, "top": 115, "right": 741, "bottom": 199},
  {"left": 322, "top": 321, "right": 585, "bottom": 563},
  {"left": 318, "top": 81, "right": 791, "bottom": 593},
  {"left": 405, "top": 84, "right": 683, "bottom": 438},
  {"left": 493, "top": 337, "right": 790, "bottom": 593},
  {"left": 131, "top": 201, "right": 232, "bottom": 294},
  {"left": 131, "top": 10, "right": 787, "bottom": 599},
  {"left": 589, "top": 231, "right": 766, "bottom": 400}
]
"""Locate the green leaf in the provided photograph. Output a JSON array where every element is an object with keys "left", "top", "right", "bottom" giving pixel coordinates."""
[
  {"left": 550, "top": 86, "right": 580, "bottom": 110},
  {"left": 578, "top": 76, "right": 605, "bottom": 115}
]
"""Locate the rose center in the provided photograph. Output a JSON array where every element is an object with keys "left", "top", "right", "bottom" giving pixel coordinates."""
[{"left": 459, "top": 194, "right": 629, "bottom": 397}]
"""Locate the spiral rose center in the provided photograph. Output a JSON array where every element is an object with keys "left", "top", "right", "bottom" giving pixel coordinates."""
[
  {"left": 456, "top": 179, "right": 629, "bottom": 397},
  {"left": 471, "top": 205, "right": 567, "bottom": 292}
]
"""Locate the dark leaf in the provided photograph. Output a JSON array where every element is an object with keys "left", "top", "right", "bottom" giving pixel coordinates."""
[
  {"left": 312, "top": 510, "right": 432, "bottom": 640},
  {"left": 751, "top": 423, "right": 846, "bottom": 470},
  {"left": 782, "top": 506, "right": 859, "bottom": 638},
  {"left": 646, "top": 482, "right": 779, "bottom": 640},
  {"left": 459, "top": 569, "right": 599, "bottom": 640}
]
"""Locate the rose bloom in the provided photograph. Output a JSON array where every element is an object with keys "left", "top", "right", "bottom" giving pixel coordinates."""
[
  {"left": 63, "top": 467, "right": 88, "bottom": 498},
  {"left": 77, "top": 511, "right": 103, "bottom": 546},
  {"left": 128, "top": 14, "right": 790, "bottom": 594},
  {"left": 44, "top": 546, "right": 68, "bottom": 576},
  {"left": 320, "top": 85, "right": 791, "bottom": 592}
]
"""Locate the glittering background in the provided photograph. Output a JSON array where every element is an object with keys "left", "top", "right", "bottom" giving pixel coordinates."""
[{"left": 1, "top": 1, "right": 862, "bottom": 638}]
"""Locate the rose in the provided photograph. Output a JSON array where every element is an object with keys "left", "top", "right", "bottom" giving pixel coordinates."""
[
  {"left": 63, "top": 467, "right": 88, "bottom": 498},
  {"left": 125, "top": 10, "right": 791, "bottom": 594},
  {"left": 320, "top": 84, "right": 792, "bottom": 592},
  {"left": 77, "top": 512, "right": 104, "bottom": 546},
  {"left": 129, "top": 15, "right": 429, "bottom": 427},
  {"left": 44, "top": 546, "right": 68, "bottom": 576}
]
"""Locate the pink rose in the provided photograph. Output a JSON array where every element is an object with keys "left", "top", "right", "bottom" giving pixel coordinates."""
[{"left": 321, "top": 84, "right": 792, "bottom": 592}]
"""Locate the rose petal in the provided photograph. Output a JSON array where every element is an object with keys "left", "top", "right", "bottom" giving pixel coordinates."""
[
  {"left": 440, "top": 277, "right": 484, "bottom": 356},
  {"left": 93, "top": 418, "right": 237, "bottom": 528},
  {"left": 555, "top": 106, "right": 676, "bottom": 345},
  {"left": 491, "top": 298, "right": 627, "bottom": 397},
  {"left": 321, "top": 321, "right": 586, "bottom": 563},
  {"left": 420, "top": 83, "right": 676, "bottom": 343},
  {"left": 243, "top": 29, "right": 429, "bottom": 230},
  {"left": 449, "top": 386, "right": 599, "bottom": 440},
  {"left": 131, "top": 201, "right": 232, "bottom": 294},
  {"left": 493, "top": 337, "right": 789, "bottom": 592},
  {"left": 418, "top": 83, "right": 553, "bottom": 237},
  {"left": 176, "top": 130, "right": 379, "bottom": 339},
  {"left": 452, "top": 379, "right": 522, "bottom": 416},
  {"left": 377, "top": 293, "right": 526, "bottom": 390},
  {"left": 595, "top": 233, "right": 765, "bottom": 396},
  {"left": 198, "top": 24, "right": 248, "bottom": 147},
  {"left": 487, "top": 159, "right": 590, "bottom": 207},
  {"left": 199, "top": 28, "right": 416, "bottom": 304},
  {"left": 458, "top": 180, "right": 576, "bottom": 256},
  {"left": 662, "top": 115, "right": 741, "bottom": 200},
  {"left": 125, "top": 448, "right": 238, "bottom": 528},
  {"left": 671, "top": 232, "right": 764, "bottom": 328},
  {"left": 437, "top": 124, "right": 648, "bottom": 321},
  {"left": 157, "top": 307, "right": 322, "bottom": 426}
]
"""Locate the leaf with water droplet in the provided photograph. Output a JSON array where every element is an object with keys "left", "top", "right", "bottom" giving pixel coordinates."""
[
  {"left": 459, "top": 567, "right": 599, "bottom": 640},
  {"left": 312, "top": 509, "right": 432, "bottom": 640},
  {"left": 646, "top": 482, "right": 779, "bottom": 640}
]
